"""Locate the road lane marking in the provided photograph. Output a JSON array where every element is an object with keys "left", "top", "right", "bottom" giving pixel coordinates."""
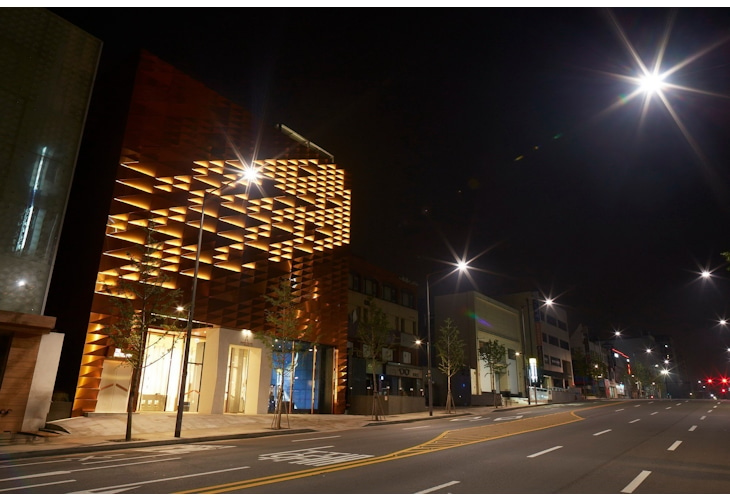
[
  {"left": 629, "top": 419, "right": 640, "bottom": 424},
  {"left": 621, "top": 470, "right": 652, "bottom": 493},
  {"left": 667, "top": 440, "right": 682, "bottom": 451},
  {"left": 700, "top": 416, "right": 706, "bottom": 420},
  {"left": 634, "top": 404, "right": 641, "bottom": 407},
  {"left": 70, "top": 466, "right": 251, "bottom": 494},
  {"left": 75, "top": 457, "right": 181, "bottom": 471},
  {"left": 593, "top": 429, "right": 612, "bottom": 436},
  {"left": 494, "top": 415, "right": 523, "bottom": 421},
  {"left": 615, "top": 408, "right": 625, "bottom": 412},
  {"left": 403, "top": 426, "right": 431, "bottom": 430},
  {"left": 650, "top": 412, "right": 658, "bottom": 415},
  {"left": 78, "top": 453, "right": 125, "bottom": 461},
  {"left": 0, "top": 479, "right": 76, "bottom": 493},
  {"left": 138, "top": 444, "right": 235, "bottom": 455},
  {"left": 0, "top": 458, "right": 72, "bottom": 469},
  {"left": 258, "top": 446, "right": 373, "bottom": 466},
  {"left": 708, "top": 409, "right": 713, "bottom": 413},
  {"left": 292, "top": 435, "right": 341, "bottom": 442},
  {"left": 688, "top": 425, "right": 697, "bottom": 432},
  {"left": 80, "top": 453, "right": 184, "bottom": 465},
  {"left": 665, "top": 407, "right": 672, "bottom": 410},
  {"left": 416, "top": 480, "right": 460, "bottom": 494},
  {"left": 0, "top": 456, "right": 182, "bottom": 483},
  {"left": 527, "top": 446, "right": 563, "bottom": 458},
  {"left": 0, "top": 470, "right": 70, "bottom": 482},
  {"left": 178, "top": 408, "right": 590, "bottom": 493}
]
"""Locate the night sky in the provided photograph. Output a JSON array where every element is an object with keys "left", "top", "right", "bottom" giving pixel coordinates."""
[{"left": 49, "top": 6, "right": 730, "bottom": 379}]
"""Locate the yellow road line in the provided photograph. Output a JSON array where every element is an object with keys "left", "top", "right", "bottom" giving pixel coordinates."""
[{"left": 177, "top": 406, "right": 603, "bottom": 494}]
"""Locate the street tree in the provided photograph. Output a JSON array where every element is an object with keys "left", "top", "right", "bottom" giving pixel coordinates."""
[
  {"left": 435, "top": 317, "right": 465, "bottom": 413},
  {"left": 572, "top": 349, "right": 608, "bottom": 396},
  {"left": 255, "top": 276, "right": 313, "bottom": 430},
  {"left": 478, "top": 339, "right": 508, "bottom": 407},
  {"left": 355, "top": 297, "right": 392, "bottom": 420},
  {"left": 631, "top": 360, "right": 654, "bottom": 397},
  {"left": 104, "top": 226, "right": 183, "bottom": 441}
]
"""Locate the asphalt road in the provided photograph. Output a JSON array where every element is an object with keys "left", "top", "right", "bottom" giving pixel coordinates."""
[{"left": 1, "top": 399, "right": 727, "bottom": 494}]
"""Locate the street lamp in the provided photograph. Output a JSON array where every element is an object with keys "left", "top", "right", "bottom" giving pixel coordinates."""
[
  {"left": 174, "top": 164, "right": 259, "bottom": 438},
  {"left": 425, "top": 260, "right": 467, "bottom": 416},
  {"left": 519, "top": 303, "right": 531, "bottom": 405}
]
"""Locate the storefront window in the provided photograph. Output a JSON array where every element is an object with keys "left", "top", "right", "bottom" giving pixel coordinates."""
[
  {"left": 268, "top": 341, "right": 323, "bottom": 413},
  {"left": 138, "top": 329, "right": 205, "bottom": 412}
]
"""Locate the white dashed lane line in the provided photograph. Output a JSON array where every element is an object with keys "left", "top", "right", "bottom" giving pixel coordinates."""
[
  {"left": 621, "top": 470, "right": 652, "bottom": 494},
  {"left": 527, "top": 446, "right": 563, "bottom": 458}
]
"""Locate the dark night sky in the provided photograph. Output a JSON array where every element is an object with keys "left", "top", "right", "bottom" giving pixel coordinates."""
[{"left": 49, "top": 5, "right": 730, "bottom": 379}]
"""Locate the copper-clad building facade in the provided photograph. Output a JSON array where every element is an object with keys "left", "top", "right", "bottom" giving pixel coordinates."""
[{"left": 70, "top": 51, "right": 350, "bottom": 417}]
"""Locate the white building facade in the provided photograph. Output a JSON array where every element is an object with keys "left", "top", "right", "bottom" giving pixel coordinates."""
[{"left": 434, "top": 291, "right": 525, "bottom": 405}]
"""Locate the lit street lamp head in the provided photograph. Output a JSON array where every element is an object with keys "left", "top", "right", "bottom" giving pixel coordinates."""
[
  {"left": 638, "top": 73, "right": 666, "bottom": 94},
  {"left": 242, "top": 165, "right": 260, "bottom": 183}
]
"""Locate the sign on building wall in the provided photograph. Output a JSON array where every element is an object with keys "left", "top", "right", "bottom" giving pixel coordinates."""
[{"left": 385, "top": 364, "right": 423, "bottom": 379}]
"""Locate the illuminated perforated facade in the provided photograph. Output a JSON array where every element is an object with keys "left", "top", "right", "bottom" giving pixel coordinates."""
[{"left": 71, "top": 51, "right": 351, "bottom": 416}]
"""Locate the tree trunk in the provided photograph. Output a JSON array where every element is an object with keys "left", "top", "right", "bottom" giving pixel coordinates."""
[
  {"left": 445, "top": 374, "right": 455, "bottom": 413},
  {"left": 125, "top": 364, "right": 142, "bottom": 441},
  {"left": 370, "top": 368, "right": 384, "bottom": 421},
  {"left": 288, "top": 343, "right": 296, "bottom": 414},
  {"left": 271, "top": 385, "right": 284, "bottom": 429},
  {"left": 445, "top": 365, "right": 455, "bottom": 413}
]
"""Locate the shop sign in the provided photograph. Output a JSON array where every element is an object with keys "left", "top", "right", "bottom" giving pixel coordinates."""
[{"left": 385, "top": 364, "right": 423, "bottom": 379}]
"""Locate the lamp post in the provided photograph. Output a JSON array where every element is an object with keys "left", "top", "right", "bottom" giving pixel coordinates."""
[
  {"left": 424, "top": 261, "right": 467, "bottom": 416},
  {"left": 425, "top": 277, "right": 434, "bottom": 416},
  {"left": 174, "top": 165, "right": 258, "bottom": 438},
  {"left": 519, "top": 304, "right": 531, "bottom": 405}
]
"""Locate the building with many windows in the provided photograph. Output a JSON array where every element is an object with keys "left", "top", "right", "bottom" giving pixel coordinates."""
[
  {"left": 346, "top": 255, "right": 422, "bottom": 414},
  {"left": 500, "top": 292, "right": 574, "bottom": 391}
]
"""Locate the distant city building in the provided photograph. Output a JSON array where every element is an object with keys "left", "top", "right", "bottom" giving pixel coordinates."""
[
  {"left": 569, "top": 323, "right": 614, "bottom": 397},
  {"left": 500, "top": 292, "right": 574, "bottom": 390},
  {"left": 614, "top": 333, "right": 682, "bottom": 398},
  {"left": 0, "top": 8, "right": 101, "bottom": 434}
]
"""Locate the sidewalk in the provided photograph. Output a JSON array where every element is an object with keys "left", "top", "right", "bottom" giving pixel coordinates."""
[{"left": 0, "top": 405, "right": 509, "bottom": 461}]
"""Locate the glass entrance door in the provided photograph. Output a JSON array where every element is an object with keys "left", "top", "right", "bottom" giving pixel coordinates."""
[{"left": 225, "top": 346, "right": 250, "bottom": 413}]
